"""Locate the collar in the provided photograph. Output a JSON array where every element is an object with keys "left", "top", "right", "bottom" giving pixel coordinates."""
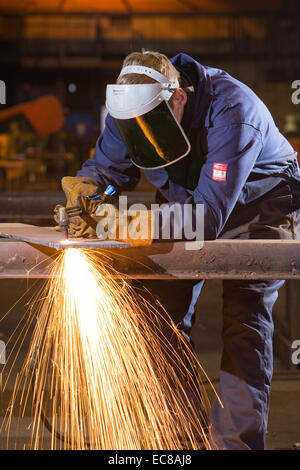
[{"left": 171, "top": 54, "right": 213, "bottom": 129}]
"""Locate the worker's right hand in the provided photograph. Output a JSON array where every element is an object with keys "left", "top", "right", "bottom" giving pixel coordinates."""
[
  {"left": 67, "top": 197, "right": 99, "bottom": 238},
  {"left": 61, "top": 176, "right": 99, "bottom": 208}
]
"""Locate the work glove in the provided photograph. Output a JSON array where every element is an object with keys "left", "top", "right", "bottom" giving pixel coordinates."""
[
  {"left": 61, "top": 176, "right": 99, "bottom": 208},
  {"left": 53, "top": 200, "right": 99, "bottom": 238},
  {"left": 58, "top": 176, "right": 100, "bottom": 238}
]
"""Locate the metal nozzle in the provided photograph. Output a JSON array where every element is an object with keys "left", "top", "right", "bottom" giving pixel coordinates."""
[{"left": 57, "top": 206, "right": 69, "bottom": 240}]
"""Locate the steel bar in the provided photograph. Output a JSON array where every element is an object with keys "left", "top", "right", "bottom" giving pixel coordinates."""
[{"left": 0, "top": 228, "right": 299, "bottom": 279}]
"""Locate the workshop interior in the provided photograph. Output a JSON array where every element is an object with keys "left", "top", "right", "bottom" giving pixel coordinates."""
[{"left": 0, "top": 0, "right": 300, "bottom": 453}]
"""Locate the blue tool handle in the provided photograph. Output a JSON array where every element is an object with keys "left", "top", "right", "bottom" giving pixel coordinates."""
[
  {"left": 90, "top": 185, "right": 116, "bottom": 200},
  {"left": 104, "top": 185, "right": 117, "bottom": 196}
]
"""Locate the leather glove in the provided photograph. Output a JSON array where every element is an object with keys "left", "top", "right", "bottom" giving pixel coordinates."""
[
  {"left": 67, "top": 197, "right": 99, "bottom": 238},
  {"left": 53, "top": 200, "right": 99, "bottom": 238},
  {"left": 60, "top": 176, "right": 100, "bottom": 238},
  {"left": 61, "top": 176, "right": 99, "bottom": 208}
]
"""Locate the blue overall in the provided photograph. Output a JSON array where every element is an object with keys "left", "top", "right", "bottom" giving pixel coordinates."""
[{"left": 77, "top": 53, "right": 300, "bottom": 449}]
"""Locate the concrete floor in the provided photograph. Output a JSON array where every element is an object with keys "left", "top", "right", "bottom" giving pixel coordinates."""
[{"left": 0, "top": 278, "right": 299, "bottom": 450}]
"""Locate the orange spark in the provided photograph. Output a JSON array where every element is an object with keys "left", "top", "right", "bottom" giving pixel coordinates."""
[{"left": 2, "top": 248, "right": 217, "bottom": 450}]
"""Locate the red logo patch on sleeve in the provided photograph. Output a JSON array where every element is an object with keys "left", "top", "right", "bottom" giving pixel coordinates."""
[{"left": 212, "top": 163, "right": 228, "bottom": 181}]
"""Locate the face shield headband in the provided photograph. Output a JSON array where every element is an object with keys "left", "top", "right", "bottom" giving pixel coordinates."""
[{"left": 105, "top": 65, "right": 193, "bottom": 169}]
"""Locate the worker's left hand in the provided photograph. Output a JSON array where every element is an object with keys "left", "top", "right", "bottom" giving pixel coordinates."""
[{"left": 67, "top": 196, "right": 99, "bottom": 238}]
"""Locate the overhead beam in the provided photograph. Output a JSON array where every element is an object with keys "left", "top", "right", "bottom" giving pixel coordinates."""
[{"left": 0, "top": 238, "right": 299, "bottom": 280}]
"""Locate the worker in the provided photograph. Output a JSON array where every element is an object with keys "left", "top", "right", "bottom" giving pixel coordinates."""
[{"left": 60, "top": 51, "right": 300, "bottom": 450}]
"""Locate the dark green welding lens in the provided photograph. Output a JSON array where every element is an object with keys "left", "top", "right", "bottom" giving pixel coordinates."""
[{"left": 113, "top": 101, "right": 190, "bottom": 169}]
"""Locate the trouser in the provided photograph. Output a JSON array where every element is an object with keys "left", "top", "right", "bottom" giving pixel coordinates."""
[
  {"left": 133, "top": 277, "right": 283, "bottom": 450},
  {"left": 136, "top": 174, "right": 300, "bottom": 450}
]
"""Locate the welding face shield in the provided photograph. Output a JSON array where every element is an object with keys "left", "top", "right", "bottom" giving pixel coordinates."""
[{"left": 105, "top": 66, "right": 192, "bottom": 170}]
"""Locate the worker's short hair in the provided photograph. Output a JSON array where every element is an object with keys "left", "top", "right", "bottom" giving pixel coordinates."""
[{"left": 116, "top": 50, "right": 181, "bottom": 85}]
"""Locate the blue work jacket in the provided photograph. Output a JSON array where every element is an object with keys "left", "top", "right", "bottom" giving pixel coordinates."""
[{"left": 77, "top": 53, "right": 299, "bottom": 240}]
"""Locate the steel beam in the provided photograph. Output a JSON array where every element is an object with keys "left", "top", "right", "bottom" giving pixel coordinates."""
[{"left": 0, "top": 238, "right": 300, "bottom": 280}]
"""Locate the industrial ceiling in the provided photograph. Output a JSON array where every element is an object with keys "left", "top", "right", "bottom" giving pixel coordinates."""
[{"left": 0, "top": 0, "right": 289, "bottom": 14}]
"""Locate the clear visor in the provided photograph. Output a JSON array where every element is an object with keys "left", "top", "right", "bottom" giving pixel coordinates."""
[{"left": 112, "top": 100, "right": 191, "bottom": 169}]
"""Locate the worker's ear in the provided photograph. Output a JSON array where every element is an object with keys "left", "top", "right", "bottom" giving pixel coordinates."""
[
  {"left": 170, "top": 88, "right": 188, "bottom": 108},
  {"left": 169, "top": 88, "right": 187, "bottom": 123}
]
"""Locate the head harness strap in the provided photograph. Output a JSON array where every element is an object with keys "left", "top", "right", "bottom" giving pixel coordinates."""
[{"left": 118, "top": 65, "right": 180, "bottom": 88}]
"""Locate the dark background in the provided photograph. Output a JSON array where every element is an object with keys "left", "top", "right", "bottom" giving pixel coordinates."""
[{"left": 0, "top": 0, "right": 300, "bottom": 191}]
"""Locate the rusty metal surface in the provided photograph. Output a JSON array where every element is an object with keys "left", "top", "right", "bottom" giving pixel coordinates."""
[
  {"left": 0, "top": 224, "right": 299, "bottom": 279},
  {"left": 0, "top": 240, "right": 54, "bottom": 278},
  {"left": 104, "top": 239, "right": 300, "bottom": 280},
  {"left": 0, "top": 223, "right": 130, "bottom": 250}
]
